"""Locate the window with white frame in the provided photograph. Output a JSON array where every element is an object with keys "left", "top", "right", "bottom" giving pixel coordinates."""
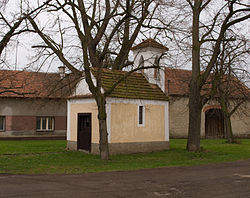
[
  {"left": 36, "top": 117, "right": 54, "bottom": 131},
  {"left": 138, "top": 105, "right": 145, "bottom": 126},
  {"left": 0, "top": 116, "right": 5, "bottom": 131}
]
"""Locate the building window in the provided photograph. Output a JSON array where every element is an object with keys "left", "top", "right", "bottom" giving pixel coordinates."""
[
  {"left": 138, "top": 105, "right": 145, "bottom": 126},
  {"left": 0, "top": 116, "right": 5, "bottom": 131},
  {"left": 36, "top": 117, "right": 54, "bottom": 131}
]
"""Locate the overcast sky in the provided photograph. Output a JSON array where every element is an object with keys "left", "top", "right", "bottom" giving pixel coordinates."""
[{"left": 2, "top": 0, "right": 249, "bottom": 76}]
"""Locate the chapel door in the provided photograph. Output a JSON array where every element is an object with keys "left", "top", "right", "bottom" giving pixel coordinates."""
[{"left": 77, "top": 113, "right": 91, "bottom": 152}]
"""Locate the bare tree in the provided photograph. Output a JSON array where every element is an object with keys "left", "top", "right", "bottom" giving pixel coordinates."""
[
  {"left": 154, "top": 0, "right": 249, "bottom": 151},
  {"left": 0, "top": 1, "right": 51, "bottom": 60},
  {"left": 0, "top": 0, "right": 53, "bottom": 98},
  {"left": 183, "top": 0, "right": 250, "bottom": 151},
  {"left": 209, "top": 37, "right": 250, "bottom": 143},
  {"left": 24, "top": 0, "right": 162, "bottom": 160}
]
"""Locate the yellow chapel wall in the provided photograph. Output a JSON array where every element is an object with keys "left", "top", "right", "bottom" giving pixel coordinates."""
[
  {"left": 110, "top": 102, "right": 167, "bottom": 143},
  {"left": 68, "top": 98, "right": 169, "bottom": 147}
]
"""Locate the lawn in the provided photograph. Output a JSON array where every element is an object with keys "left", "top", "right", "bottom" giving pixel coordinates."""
[{"left": 0, "top": 139, "right": 250, "bottom": 174}]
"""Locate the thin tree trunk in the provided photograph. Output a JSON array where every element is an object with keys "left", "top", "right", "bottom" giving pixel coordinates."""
[
  {"left": 224, "top": 114, "right": 234, "bottom": 143},
  {"left": 187, "top": 1, "right": 202, "bottom": 152},
  {"left": 96, "top": 95, "right": 110, "bottom": 160},
  {"left": 219, "top": 93, "right": 235, "bottom": 143}
]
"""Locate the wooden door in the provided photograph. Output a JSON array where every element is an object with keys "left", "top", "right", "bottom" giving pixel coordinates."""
[
  {"left": 77, "top": 113, "right": 91, "bottom": 152},
  {"left": 205, "top": 109, "right": 224, "bottom": 138}
]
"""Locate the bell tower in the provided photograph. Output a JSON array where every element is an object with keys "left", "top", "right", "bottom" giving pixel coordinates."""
[{"left": 131, "top": 38, "right": 168, "bottom": 92}]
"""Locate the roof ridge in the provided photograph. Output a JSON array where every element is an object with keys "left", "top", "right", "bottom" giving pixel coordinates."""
[{"left": 0, "top": 69, "right": 60, "bottom": 75}]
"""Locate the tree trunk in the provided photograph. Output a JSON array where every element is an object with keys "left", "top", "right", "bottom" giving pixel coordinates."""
[
  {"left": 219, "top": 93, "right": 235, "bottom": 143},
  {"left": 96, "top": 95, "right": 110, "bottom": 160},
  {"left": 187, "top": 83, "right": 202, "bottom": 151},
  {"left": 187, "top": 1, "right": 202, "bottom": 152},
  {"left": 98, "top": 118, "right": 110, "bottom": 160},
  {"left": 224, "top": 114, "right": 234, "bottom": 143}
]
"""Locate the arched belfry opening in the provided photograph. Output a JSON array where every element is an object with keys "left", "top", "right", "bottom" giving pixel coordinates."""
[
  {"left": 154, "top": 56, "right": 160, "bottom": 80},
  {"left": 205, "top": 108, "right": 225, "bottom": 138},
  {"left": 139, "top": 55, "right": 144, "bottom": 74}
]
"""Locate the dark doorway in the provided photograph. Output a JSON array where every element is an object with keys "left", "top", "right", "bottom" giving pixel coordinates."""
[
  {"left": 77, "top": 113, "right": 91, "bottom": 152},
  {"left": 205, "top": 109, "right": 224, "bottom": 138}
]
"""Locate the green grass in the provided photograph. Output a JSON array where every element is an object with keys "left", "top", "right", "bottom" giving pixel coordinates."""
[
  {"left": 0, "top": 140, "right": 66, "bottom": 154},
  {"left": 0, "top": 139, "right": 250, "bottom": 174}
]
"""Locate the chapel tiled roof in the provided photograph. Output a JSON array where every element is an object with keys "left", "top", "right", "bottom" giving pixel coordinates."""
[
  {"left": 91, "top": 68, "right": 169, "bottom": 101},
  {"left": 165, "top": 68, "right": 249, "bottom": 98},
  {"left": 131, "top": 38, "right": 169, "bottom": 51},
  {"left": 0, "top": 70, "right": 81, "bottom": 99}
]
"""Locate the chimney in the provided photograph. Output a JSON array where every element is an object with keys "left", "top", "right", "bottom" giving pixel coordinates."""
[{"left": 58, "top": 66, "right": 66, "bottom": 79}]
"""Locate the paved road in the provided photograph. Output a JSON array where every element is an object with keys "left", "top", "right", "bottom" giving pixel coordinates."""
[{"left": 1, "top": 159, "right": 250, "bottom": 198}]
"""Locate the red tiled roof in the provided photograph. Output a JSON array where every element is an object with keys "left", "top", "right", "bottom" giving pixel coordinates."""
[
  {"left": 204, "top": 74, "right": 250, "bottom": 99},
  {"left": 131, "top": 38, "right": 169, "bottom": 51},
  {"left": 0, "top": 70, "right": 81, "bottom": 99},
  {"left": 165, "top": 68, "right": 191, "bottom": 96},
  {"left": 165, "top": 68, "right": 249, "bottom": 98}
]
